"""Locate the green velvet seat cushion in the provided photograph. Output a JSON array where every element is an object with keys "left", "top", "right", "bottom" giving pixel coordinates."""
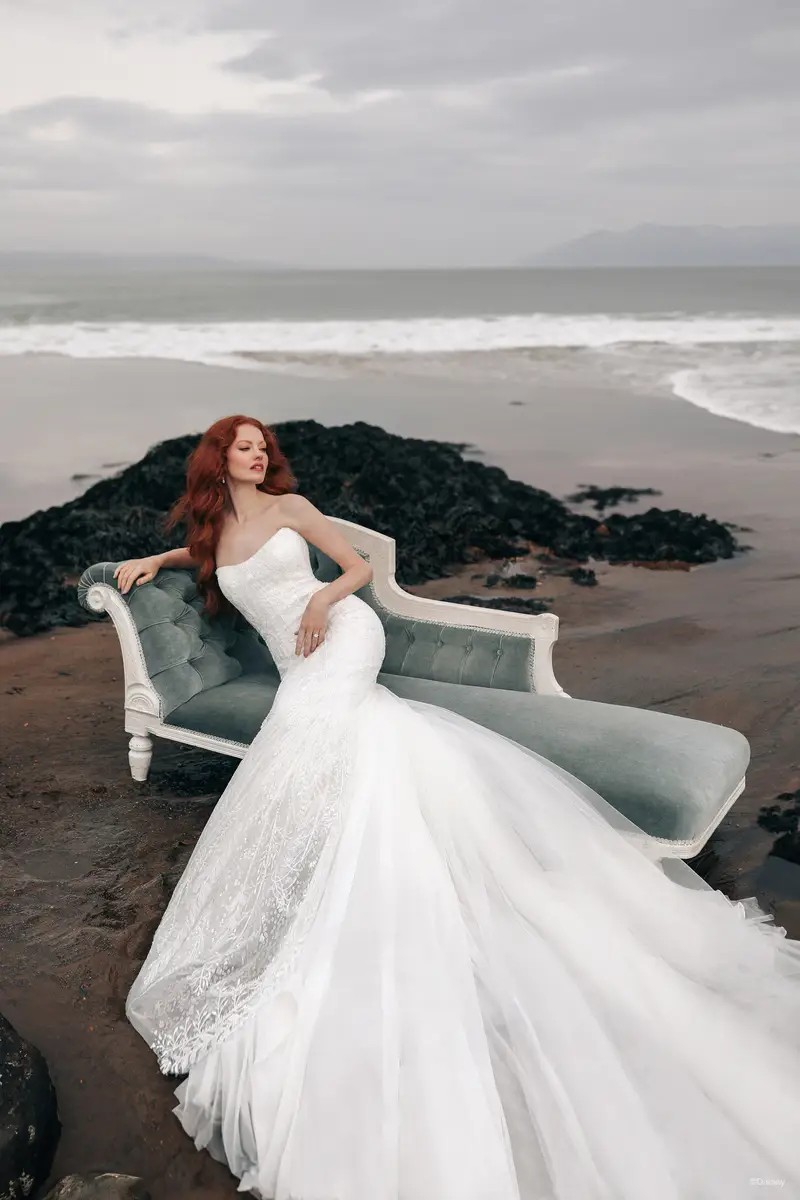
[
  {"left": 386, "top": 677, "right": 749, "bottom": 846},
  {"left": 165, "top": 671, "right": 748, "bottom": 845},
  {"left": 166, "top": 670, "right": 281, "bottom": 744}
]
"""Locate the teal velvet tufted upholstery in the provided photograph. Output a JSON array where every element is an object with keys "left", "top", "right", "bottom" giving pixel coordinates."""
[
  {"left": 307, "top": 543, "right": 534, "bottom": 692},
  {"left": 165, "top": 672, "right": 748, "bottom": 846},
  {"left": 77, "top": 561, "right": 278, "bottom": 716},
  {"left": 78, "top": 534, "right": 750, "bottom": 853},
  {"left": 79, "top": 542, "right": 534, "bottom": 715},
  {"left": 78, "top": 539, "right": 534, "bottom": 720}
]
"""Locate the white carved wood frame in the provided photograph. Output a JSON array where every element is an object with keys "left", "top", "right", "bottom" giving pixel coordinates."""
[
  {"left": 82, "top": 517, "right": 741, "bottom": 860},
  {"left": 334, "top": 517, "right": 568, "bottom": 699}
]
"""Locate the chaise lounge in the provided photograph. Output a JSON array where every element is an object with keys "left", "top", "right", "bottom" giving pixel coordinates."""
[{"left": 77, "top": 516, "right": 749, "bottom": 862}]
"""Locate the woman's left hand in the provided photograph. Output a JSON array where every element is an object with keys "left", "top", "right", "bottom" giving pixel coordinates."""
[{"left": 295, "top": 594, "right": 331, "bottom": 657}]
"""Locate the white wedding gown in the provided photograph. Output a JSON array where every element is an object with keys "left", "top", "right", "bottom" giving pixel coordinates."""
[{"left": 126, "top": 525, "right": 800, "bottom": 1200}]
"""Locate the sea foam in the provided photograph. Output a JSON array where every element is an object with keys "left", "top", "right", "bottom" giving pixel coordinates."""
[{"left": 1, "top": 313, "right": 798, "bottom": 434}]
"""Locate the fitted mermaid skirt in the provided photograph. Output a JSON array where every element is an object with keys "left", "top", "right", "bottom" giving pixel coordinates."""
[{"left": 125, "top": 527, "right": 800, "bottom": 1199}]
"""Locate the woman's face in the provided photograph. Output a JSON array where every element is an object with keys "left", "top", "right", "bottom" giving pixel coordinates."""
[{"left": 226, "top": 423, "right": 268, "bottom": 484}]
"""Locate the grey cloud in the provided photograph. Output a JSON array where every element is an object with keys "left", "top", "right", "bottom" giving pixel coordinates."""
[
  {"left": 1, "top": 0, "right": 799, "bottom": 264},
  {"left": 206, "top": 0, "right": 800, "bottom": 191},
  {"left": 211, "top": 0, "right": 799, "bottom": 102},
  {"left": 491, "top": 48, "right": 800, "bottom": 141},
  {"left": 5, "top": 96, "right": 195, "bottom": 142}
]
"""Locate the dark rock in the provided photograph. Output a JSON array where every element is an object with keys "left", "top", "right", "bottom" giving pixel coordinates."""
[
  {"left": 758, "top": 790, "right": 800, "bottom": 864},
  {"left": 770, "top": 834, "right": 800, "bottom": 866},
  {"left": 757, "top": 791, "right": 800, "bottom": 836},
  {"left": 0, "top": 419, "right": 748, "bottom": 638},
  {"left": 0, "top": 1010, "right": 60, "bottom": 1199},
  {"left": 42, "top": 1174, "right": 151, "bottom": 1200},
  {"left": 566, "top": 483, "right": 663, "bottom": 511},
  {"left": 504, "top": 573, "right": 538, "bottom": 589},
  {"left": 567, "top": 567, "right": 597, "bottom": 587},
  {"left": 593, "top": 507, "right": 742, "bottom": 565},
  {"left": 441, "top": 595, "right": 550, "bottom": 614}
]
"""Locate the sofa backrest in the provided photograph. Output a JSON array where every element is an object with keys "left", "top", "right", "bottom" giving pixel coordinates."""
[
  {"left": 79, "top": 525, "right": 534, "bottom": 718},
  {"left": 78, "top": 561, "right": 278, "bottom": 717},
  {"left": 306, "top": 542, "right": 534, "bottom": 692}
]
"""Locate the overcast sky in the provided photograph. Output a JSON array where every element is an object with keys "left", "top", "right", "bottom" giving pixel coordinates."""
[{"left": 0, "top": 0, "right": 797, "bottom": 267}]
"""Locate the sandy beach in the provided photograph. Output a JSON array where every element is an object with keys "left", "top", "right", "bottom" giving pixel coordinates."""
[{"left": 1, "top": 354, "right": 800, "bottom": 1197}]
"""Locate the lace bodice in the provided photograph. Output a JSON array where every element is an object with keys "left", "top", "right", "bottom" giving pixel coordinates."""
[{"left": 215, "top": 525, "right": 381, "bottom": 682}]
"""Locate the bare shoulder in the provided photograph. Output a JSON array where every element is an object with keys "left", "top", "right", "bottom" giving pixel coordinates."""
[
  {"left": 278, "top": 492, "right": 318, "bottom": 520},
  {"left": 280, "top": 493, "right": 366, "bottom": 573}
]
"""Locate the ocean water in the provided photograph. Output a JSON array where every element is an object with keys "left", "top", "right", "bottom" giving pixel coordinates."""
[{"left": 1, "top": 264, "right": 799, "bottom": 435}]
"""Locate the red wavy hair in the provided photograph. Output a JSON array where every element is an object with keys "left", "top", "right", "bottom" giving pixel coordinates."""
[{"left": 164, "top": 414, "right": 298, "bottom": 618}]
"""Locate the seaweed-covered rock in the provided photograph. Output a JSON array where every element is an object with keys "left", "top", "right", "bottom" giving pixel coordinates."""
[
  {"left": 758, "top": 790, "right": 800, "bottom": 866},
  {"left": 566, "top": 484, "right": 662, "bottom": 512},
  {"left": 0, "top": 420, "right": 747, "bottom": 638},
  {"left": 593, "top": 507, "right": 745, "bottom": 565},
  {"left": 567, "top": 567, "right": 597, "bottom": 587},
  {"left": 442, "top": 594, "right": 551, "bottom": 614},
  {"left": 0, "top": 1010, "right": 60, "bottom": 1199}
]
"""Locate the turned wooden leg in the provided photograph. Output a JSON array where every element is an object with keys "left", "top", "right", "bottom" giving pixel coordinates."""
[{"left": 128, "top": 733, "right": 153, "bottom": 781}]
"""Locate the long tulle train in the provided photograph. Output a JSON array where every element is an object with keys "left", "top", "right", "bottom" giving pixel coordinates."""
[{"left": 167, "top": 684, "right": 800, "bottom": 1200}]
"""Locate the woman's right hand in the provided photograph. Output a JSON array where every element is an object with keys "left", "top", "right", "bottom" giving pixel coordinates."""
[{"left": 113, "top": 554, "right": 164, "bottom": 594}]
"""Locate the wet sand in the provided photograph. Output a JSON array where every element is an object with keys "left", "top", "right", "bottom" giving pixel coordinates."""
[{"left": 1, "top": 354, "right": 800, "bottom": 1196}]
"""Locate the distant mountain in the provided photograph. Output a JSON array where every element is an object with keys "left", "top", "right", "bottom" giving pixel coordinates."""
[{"left": 525, "top": 224, "right": 800, "bottom": 268}]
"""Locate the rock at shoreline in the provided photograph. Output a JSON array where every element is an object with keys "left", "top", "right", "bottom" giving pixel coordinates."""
[
  {"left": 0, "top": 1010, "right": 60, "bottom": 1199},
  {"left": 443, "top": 594, "right": 551, "bottom": 614},
  {"left": 566, "top": 483, "right": 663, "bottom": 512},
  {"left": 758, "top": 790, "right": 800, "bottom": 866},
  {"left": 504, "top": 572, "right": 539, "bottom": 588},
  {"left": 0, "top": 419, "right": 747, "bottom": 638},
  {"left": 567, "top": 567, "right": 598, "bottom": 587}
]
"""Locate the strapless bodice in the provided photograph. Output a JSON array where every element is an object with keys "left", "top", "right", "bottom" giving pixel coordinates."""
[
  {"left": 215, "top": 525, "right": 384, "bottom": 682},
  {"left": 215, "top": 525, "right": 321, "bottom": 612}
]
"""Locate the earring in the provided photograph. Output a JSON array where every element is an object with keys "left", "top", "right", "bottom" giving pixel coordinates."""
[{"left": 221, "top": 475, "right": 226, "bottom": 484}]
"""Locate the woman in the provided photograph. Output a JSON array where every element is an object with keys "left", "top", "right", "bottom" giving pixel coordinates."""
[{"left": 117, "top": 414, "right": 800, "bottom": 1200}]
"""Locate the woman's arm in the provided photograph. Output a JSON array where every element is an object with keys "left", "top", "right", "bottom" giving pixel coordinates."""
[
  {"left": 159, "top": 546, "right": 198, "bottom": 569},
  {"left": 283, "top": 495, "right": 373, "bottom": 656},
  {"left": 286, "top": 495, "right": 373, "bottom": 602},
  {"left": 113, "top": 546, "right": 199, "bottom": 593}
]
